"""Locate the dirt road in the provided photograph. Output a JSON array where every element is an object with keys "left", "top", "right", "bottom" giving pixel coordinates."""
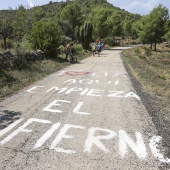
[{"left": 0, "top": 47, "right": 169, "bottom": 170}]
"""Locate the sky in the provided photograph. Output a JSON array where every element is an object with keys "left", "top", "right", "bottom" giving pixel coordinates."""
[{"left": 0, "top": 0, "right": 170, "bottom": 15}]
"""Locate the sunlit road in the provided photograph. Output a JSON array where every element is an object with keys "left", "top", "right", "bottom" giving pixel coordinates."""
[{"left": 0, "top": 47, "right": 169, "bottom": 170}]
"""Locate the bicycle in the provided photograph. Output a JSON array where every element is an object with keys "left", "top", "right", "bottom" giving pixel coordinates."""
[{"left": 69, "top": 52, "right": 77, "bottom": 62}]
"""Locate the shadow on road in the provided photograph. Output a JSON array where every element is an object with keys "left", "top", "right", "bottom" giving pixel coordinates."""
[{"left": 0, "top": 110, "right": 22, "bottom": 130}]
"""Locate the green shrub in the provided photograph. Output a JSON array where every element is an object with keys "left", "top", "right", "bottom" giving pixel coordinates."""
[
  {"left": 58, "top": 45, "right": 65, "bottom": 54},
  {"left": 134, "top": 48, "right": 141, "bottom": 54},
  {"left": 103, "top": 37, "right": 114, "bottom": 46},
  {"left": 158, "top": 75, "right": 167, "bottom": 80},
  {"left": 145, "top": 48, "right": 152, "bottom": 56},
  {"left": 80, "top": 22, "right": 93, "bottom": 50},
  {"left": 138, "top": 54, "right": 146, "bottom": 60},
  {"left": 18, "top": 35, "right": 33, "bottom": 52},
  {"left": 29, "top": 20, "right": 62, "bottom": 58},
  {"left": 73, "top": 44, "right": 83, "bottom": 52},
  {"left": 0, "top": 39, "right": 13, "bottom": 49}
]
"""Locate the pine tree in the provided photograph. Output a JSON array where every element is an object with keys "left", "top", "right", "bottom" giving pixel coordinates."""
[{"left": 80, "top": 22, "right": 93, "bottom": 50}]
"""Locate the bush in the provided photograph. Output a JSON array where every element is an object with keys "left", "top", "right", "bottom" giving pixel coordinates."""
[
  {"left": 17, "top": 35, "right": 33, "bottom": 52},
  {"left": 103, "top": 37, "right": 114, "bottom": 46},
  {"left": 145, "top": 48, "right": 152, "bottom": 56},
  {"left": 73, "top": 44, "right": 83, "bottom": 52},
  {"left": 29, "top": 20, "right": 62, "bottom": 58},
  {"left": 134, "top": 48, "right": 141, "bottom": 55},
  {"left": 138, "top": 54, "right": 146, "bottom": 60},
  {"left": 0, "top": 39, "right": 13, "bottom": 49}
]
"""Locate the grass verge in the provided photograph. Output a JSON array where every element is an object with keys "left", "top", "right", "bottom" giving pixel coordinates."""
[
  {"left": 0, "top": 51, "right": 91, "bottom": 101},
  {"left": 121, "top": 45, "right": 170, "bottom": 169}
]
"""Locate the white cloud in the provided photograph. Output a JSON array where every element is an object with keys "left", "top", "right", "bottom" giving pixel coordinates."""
[
  {"left": 121, "top": 0, "right": 159, "bottom": 14},
  {"left": 28, "top": 0, "right": 34, "bottom": 7}
]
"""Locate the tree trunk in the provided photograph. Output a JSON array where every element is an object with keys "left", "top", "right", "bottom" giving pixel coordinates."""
[
  {"left": 154, "top": 35, "right": 157, "bottom": 51},
  {"left": 3, "top": 35, "right": 7, "bottom": 50},
  {"left": 150, "top": 40, "right": 153, "bottom": 49}
]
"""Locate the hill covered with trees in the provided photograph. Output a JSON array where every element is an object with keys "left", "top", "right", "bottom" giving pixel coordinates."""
[{"left": 0, "top": 0, "right": 169, "bottom": 56}]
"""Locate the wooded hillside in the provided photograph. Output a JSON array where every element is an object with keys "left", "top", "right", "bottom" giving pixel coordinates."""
[{"left": 0, "top": 0, "right": 169, "bottom": 56}]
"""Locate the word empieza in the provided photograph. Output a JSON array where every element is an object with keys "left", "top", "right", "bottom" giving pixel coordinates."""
[{"left": 27, "top": 86, "right": 140, "bottom": 100}]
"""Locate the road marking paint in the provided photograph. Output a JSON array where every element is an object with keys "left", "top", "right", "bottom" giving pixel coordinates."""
[
  {"left": 149, "top": 136, "right": 170, "bottom": 163},
  {"left": 73, "top": 102, "right": 90, "bottom": 115},
  {"left": 43, "top": 100, "right": 71, "bottom": 113},
  {"left": 50, "top": 124, "right": 86, "bottom": 154},
  {"left": 79, "top": 79, "right": 93, "bottom": 84},
  {"left": 112, "top": 73, "right": 127, "bottom": 78},
  {"left": 107, "top": 91, "right": 124, "bottom": 97},
  {"left": 114, "top": 81, "right": 119, "bottom": 85},
  {"left": 124, "top": 92, "right": 140, "bottom": 100},
  {"left": 86, "top": 89, "right": 104, "bottom": 97},
  {"left": 33, "top": 123, "right": 61, "bottom": 149},
  {"left": 119, "top": 130, "right": 147, "bottom": 160},
  {"left": 46, "top": 87, "right": 68, "bottom": 93},
  {"left": 0, "top": 118, "right": 23, "bottom": 138},
  {"left": 0, "top": 118, "right": 52, "bottom": 145},
  {"left": 1, "top": 117, "right": 169, "bottom": 163},
  {"left": 27, "top": 86, "right": 45, "bottom": 93},
  {"left": 96, "top": 80, "right": 111, "bottom": 85},
  {"left": 65, "top": 87, "right": 83, "bottom": 94},
  {"left": 84, "top": 127, "right": 117, "bottom": 153}
]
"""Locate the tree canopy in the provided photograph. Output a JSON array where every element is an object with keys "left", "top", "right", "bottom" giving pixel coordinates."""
[{"left": 0, "top": 0, "right": 169, "bottom": 55}]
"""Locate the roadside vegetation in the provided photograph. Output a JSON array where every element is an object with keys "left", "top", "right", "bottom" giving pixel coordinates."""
[
  {"left": 0, "top": 48, "right": 91, "bottom": 100},
  {"left": 121, "top": 44, "right": 170, "bottom": 162},
  {"left": 122, "top": 44, "right": 170, "bottom": 108}
]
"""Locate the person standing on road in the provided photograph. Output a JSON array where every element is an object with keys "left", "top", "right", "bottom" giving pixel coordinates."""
[
  {"left": 97, "top": 42, "right": 105, "bottom": 57},
  {"left": 65, "top": 43, "right": 72, "bottom": 61},
  {"left": 92, "top": 42, "right": 97, "bottom": 57}
]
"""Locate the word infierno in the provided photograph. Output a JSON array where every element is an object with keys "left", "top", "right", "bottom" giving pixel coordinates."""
[
  {"left": 27, "top": 86, "right": 140, "bottom": 100},
  {"left": 0, "top": 118, "right": 169, "bottom": 164}
]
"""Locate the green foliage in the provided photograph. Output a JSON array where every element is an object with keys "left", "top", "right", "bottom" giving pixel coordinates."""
[
  {"left": 103, "top": 37, "right": 114, "bottom": 46},
  {"left": 0, "top": 10, "right": 14, "bottom": 50},
  {"left": 12, "top": 5, "right": 27, "bottom": 39},
  {"left": 134, "top": 48, "right": 141, "bottom": 55},
  {"left": 158, "top": 75, "right": 167, "bottom": 80},
  {"left": 73, "top": 44, "right": 83, "bottom": 51},
  {"left": 90, "top": 7, "right": 113, "bottom": 39},
  {"left": 108, "top": 11, "right": 123, "bottom": 37},
  {"left": 145, "top": 48, "right": 152, "bottom": 56},
  {"left": 0, "top": 39, "right": 13, "bottom": 49},
  {"left": 60, "top": 2, "right": 83, "bottom": 34},
  {"left": 136, "top": 4, "right": 169, "bottom": 51},
  {"left": 80, "top": 22, "right": 93, "bottom": 50},
  {"left": 59, "top": 20, "right": 73, "bottom": 37},
  {"left": 29, "top": 20, "right": 62, "bottom": 57},
  {"left": 164, "top": 30, "right": 170, "bottom": 44},
  {"left": 138, "top": 54, "right": 146, "bottom": 60},
  {"left": 17, "top": 35, "right": 33, "bottom": 52}
]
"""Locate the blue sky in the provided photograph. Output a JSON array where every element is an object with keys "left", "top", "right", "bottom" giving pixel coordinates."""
[{"left": 0, "top": 0, "right": 170, "bottom": 15}]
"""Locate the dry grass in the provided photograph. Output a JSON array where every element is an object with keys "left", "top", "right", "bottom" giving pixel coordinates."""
[
  {"left": 0, "top": 51, "right": 91, "bottom": 101},
  {"left": 122, "top": 44, "right": 170, "bottom": 108}
]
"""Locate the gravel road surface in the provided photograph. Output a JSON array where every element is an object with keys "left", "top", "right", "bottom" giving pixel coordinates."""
[{"left": 0, "top": 47, "right": 169, "bottom": 170}]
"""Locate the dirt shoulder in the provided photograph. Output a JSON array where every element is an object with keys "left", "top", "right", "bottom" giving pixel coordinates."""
[{"left": 121, "top": 45, "right": 170, "bottom": 169}]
